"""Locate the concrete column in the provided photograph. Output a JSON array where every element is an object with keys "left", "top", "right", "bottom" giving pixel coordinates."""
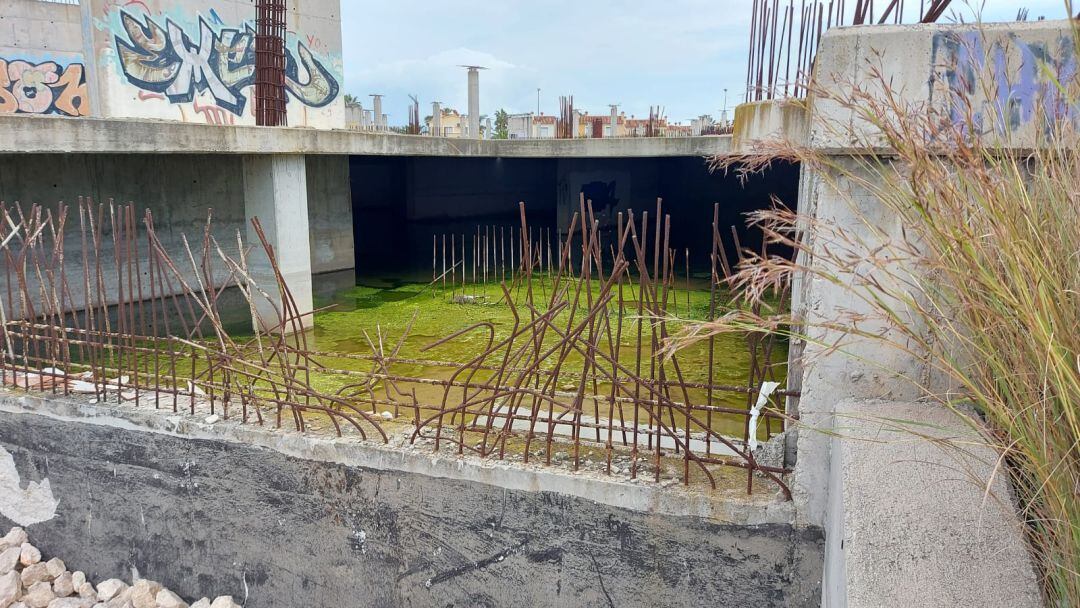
[
  {"left": 431, "top": 102, "right": 442, "bottom": 136},
  {"left": 371, "top": 95, "right": 384, "bottom": 130},
  {"left": 609, "top": 105, "right": 618, "bottom": 138},
  {"left": 467, "top": 67, "right": 480, "bottom": 139},
  {"left": 242, "top": 155, "right": 314, "bottom": 333}
]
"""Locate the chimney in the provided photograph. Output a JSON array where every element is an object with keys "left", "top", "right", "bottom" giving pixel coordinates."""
[
  {"left": 432, "top": 101, "right": 442, "bottom": 136},
  {"left": 609, "top": 104, "right": 618, "bottom": 138}
]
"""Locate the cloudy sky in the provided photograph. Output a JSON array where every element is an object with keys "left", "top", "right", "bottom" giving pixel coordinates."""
[{"left": 341, "top": 1, "right": 1072, "bottom": 125}]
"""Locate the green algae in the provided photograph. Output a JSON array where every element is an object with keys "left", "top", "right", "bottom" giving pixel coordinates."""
[{"left": 306, "top": 276, "right": 788, "bottom": 440}]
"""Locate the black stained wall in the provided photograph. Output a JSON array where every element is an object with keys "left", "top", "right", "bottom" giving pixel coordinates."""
[
  {"left": 0, "top": 401, "right": 825, "bottom": 608},
  {"left": 350, "top": 155, "right": 798, "bottom": 277}
]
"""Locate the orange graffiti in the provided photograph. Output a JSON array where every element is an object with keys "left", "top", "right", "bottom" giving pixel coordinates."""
[
  {"left": 0, "top": 58, "right": 89, "bottom": 117},
  {"left": 50, "top": 63, "right": 88, "bottom": 117}
]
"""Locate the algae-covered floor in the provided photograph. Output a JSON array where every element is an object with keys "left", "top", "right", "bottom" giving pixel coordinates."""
[{"left": 305, "top": 274, "right": 788, "bottom": 442}]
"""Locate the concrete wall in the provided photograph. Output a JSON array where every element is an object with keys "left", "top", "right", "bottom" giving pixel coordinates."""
[
  {"left": 0, "top": 152, "right": 352, "bottom": 314},
  {"left": 0, "top": 0, "right": 89, "bottom": 117},
  {"left": 306, "top": 154, "right": 354, "bottom": 274},
  {"left": 780, "top": 18, "right": 1070, "bottom": 608},
  {"left": 406, "top": 158, "right": 557, "bottom": 221},
  {"left": 0, "top": 392, "right": 825, "bottom": 608},
  {"left": 810, "top": 20, "right": 1078, "bottom": 151},
  {"left": 83, "top": 0, "right": 344, "bottom": 127}
]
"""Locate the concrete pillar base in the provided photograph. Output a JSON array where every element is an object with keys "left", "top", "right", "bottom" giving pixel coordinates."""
[{"left": 242, "top": 154, "right": 314, "bottom": 333}]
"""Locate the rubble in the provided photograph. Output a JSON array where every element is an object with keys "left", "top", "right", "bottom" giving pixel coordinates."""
[{"left": 0, "top": 527, "right": 239, "bottom": 608}]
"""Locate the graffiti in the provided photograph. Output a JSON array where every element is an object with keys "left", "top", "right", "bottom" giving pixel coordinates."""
[
  {"left": 114, "top": 10, "right": 339, "bottom": 117},
  {"left": 0, "top": 58, "right": 89, "bottom": 116},
  {"left": 193, "top": 96, "right": 235, "bottom": 125},
  {"left": 931, "top": 32, "right": 1078, "bottom": 135}
]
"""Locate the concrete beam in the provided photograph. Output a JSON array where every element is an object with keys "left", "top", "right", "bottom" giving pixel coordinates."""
[
  {"left": 242, "top": 155, "right": 314, "bottom": 332},
  {"left": 810, "top": 19, "right": 1077, "bottom": 153},
  {"left": 0, "top": 115, "right": 731, "bottom": 158}
]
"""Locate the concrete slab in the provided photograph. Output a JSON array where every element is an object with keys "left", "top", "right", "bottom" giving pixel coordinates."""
[{"left": 0, "top": 115, "right": 733, "bottom": 158}]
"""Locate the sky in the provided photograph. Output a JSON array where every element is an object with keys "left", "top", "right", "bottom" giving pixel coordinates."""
[{"left": 341, "top": 1, "right": 1072, "bottom": 125}]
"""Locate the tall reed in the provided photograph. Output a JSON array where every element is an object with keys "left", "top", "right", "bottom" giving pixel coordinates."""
[{"left": 679, "top": 14, "right": 1080, "bottom": 606}]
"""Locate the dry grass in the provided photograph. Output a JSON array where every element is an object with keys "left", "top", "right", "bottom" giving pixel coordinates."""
[{"left": 676, "top": 14, "right": 1080, "bottom": 606}]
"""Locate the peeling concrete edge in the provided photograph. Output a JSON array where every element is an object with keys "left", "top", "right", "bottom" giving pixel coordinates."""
[{"left": 0, "top": 389, "right": 797, "bottom": 526}]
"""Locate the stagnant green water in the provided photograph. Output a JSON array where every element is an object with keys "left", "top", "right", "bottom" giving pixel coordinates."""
[
  {"left": 300, "top": 275, "right": 788, "bottom": 440},
  {"left": 49, "top": 273, "right": 785, "bottom": 449}
]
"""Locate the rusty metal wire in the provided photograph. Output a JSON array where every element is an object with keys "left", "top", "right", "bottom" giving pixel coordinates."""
[{"left": 0, "top": 199, "right": 794, "bottom": 497}]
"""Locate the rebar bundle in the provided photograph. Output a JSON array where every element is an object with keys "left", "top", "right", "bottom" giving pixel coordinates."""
[{"left": 746, "top": 0, "right": 955, "bottom": 102}]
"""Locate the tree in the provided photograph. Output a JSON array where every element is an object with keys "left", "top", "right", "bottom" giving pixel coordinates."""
[
  {"left": 494, "top": 109, "right": 509, "bottom": 139},
  {"left": 344, "top": 94, "right": 359, "bottom": 106}
]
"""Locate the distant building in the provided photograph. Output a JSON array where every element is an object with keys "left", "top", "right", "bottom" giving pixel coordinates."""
[
  {"left": 507, "top": 113, "right": 557, "bottom": 139},
  {"left": 424, "top": 108, "right": 489, "bottom": 138}
]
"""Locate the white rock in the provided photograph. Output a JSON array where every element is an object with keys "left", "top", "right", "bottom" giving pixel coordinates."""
[
  {"left": 101, "top": 586, "right": 132, "bottom": 608},
  {"left": 75, "top": 583, "right": 94, "bottom": 600},
  {"left": 0, "top": 546, "right": 20, "bottom": 574},
  {"left": 0, "top": 571, "right": 21, "bottom": 608},
  {"left": 70, "top": 574, "right": 85, "bottom": 591},
  {"left": 208, "top": 597, "right": 240, "bottom": 608},
  {"left": 21, "top": 563, "right": 52, "bottom": 586},
  {"left": 128, "top": 580, "right": 159, "bottom": 608},
  {"left": 46, "top": 599, "right": 94, "bottom": 608},
  {"left": 95, "top": 580, "right": 127, "bottom": 602},
  {"left": 188, "top": 600, "right": 210, "bottom": 608},
  {"left": 19, "top": 544, "right": 41, "bottom": 567},
  {"left": 154, "top": 589, "right": 187, "bottom": 608},
  {"left": 52, "top": 572, "right": 74, "bottom": 598},
  {"left": 380, "top": 411, "right": 394, "bottom": 420},
  {"left": 0, "top": 529, "right": 28, "bottom": 552},
  {"left": 23, "top": 580, "right": 56, "bottom": 608},
  {"left": 203, "top": 415, "right": 219, "bottom": 425},
  {"left": 44, "top": 559, "right": 65, "bottom": 579}
]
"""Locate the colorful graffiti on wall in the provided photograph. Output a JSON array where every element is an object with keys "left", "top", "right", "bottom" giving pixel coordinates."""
[
  {"left": 931, "top": 31, "right": 1078, "bottom": 135},
  {"left": 113, "top": 10, "right": 340, "bottom": 117},
  {"left": 0, "top": 58, "right": 89, "bottom": 116}
]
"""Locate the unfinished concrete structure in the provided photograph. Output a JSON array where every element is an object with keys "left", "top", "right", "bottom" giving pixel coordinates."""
[{"left": 0, "top": 1, "right": 1061, "bottom": 606}]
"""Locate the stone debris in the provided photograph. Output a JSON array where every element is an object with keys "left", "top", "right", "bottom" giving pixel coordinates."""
[
  {"left": 752, "top": 431, "right": 787, "bottom": 470},
  {"left": 0, "top": 528, "right": 237, "bottom": 608},
  {"left": 18, "top": 545, "right": 40, "bottom": 567}
]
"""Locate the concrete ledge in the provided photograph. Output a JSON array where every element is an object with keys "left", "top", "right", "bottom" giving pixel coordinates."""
[
  {"left": 0, "top": 390, "right": 790, "bottom": 524},
  {"left": 0, "top": 115, "right": 732, "bottom": 158},
  {"left": 732, "top": 99, "right": 809, "bottom": 153},
  {"left": 823, "top": 399, "right": 1043, "bottom": 608},
  {"left": 0, "top": 390, "right": 823, "bottom": 607}
]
